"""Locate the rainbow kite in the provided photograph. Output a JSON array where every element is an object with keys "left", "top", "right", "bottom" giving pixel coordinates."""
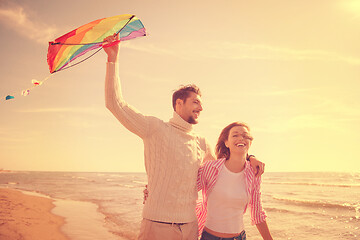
[
  {"left": 4, "top": 14, "right": 146, "bottom": 101},
  {"left": 48, "top": 14, "right": 146, "bottom": 73}
]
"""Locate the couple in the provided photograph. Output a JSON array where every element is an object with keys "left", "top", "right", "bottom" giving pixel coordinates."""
[{"left": 103, "top": 35, "right": 273, "bottom": 240}]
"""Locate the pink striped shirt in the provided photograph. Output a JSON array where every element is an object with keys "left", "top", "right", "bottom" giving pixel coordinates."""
[{"left": 196, "top": 158, "right": 267, "bottom": 235}]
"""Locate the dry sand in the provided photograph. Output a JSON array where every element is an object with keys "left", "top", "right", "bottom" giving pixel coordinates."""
[{"left": 0, "top": 188, "right": 69, "bottom": 240}]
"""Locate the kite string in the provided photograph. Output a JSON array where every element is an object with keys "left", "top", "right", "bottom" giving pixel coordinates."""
[
  {"left": 115, "top": 15, "right": 135, "bottom": 35},
  {"left": 54, "top": 47, "right": 103, "bottom": 73}
]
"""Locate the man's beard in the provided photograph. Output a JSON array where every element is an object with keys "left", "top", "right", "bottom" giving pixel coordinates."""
[{"left": 187, "top": 116, "right": 198, "bottom": 124}]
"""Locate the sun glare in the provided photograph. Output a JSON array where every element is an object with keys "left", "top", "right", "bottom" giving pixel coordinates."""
[{"left": 341, "top": 0, "right": 360, "bottom": 18}]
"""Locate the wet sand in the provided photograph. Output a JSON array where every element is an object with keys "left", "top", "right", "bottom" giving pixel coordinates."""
[{"left": 0, "top": 188, "right": 69, "bottom": 240}]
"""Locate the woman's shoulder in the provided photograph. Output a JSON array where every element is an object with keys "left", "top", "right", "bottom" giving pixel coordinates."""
[{"left": 202, "top": 158, "right": 225, "bottom": 169}]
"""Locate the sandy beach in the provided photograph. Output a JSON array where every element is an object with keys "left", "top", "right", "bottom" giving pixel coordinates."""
[{"left": 0, "top": 188, "right": 69, "bottom": 240}]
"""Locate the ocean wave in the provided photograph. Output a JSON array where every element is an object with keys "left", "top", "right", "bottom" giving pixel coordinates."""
[
  {"left": 272, "top": 196, "right": 358, "bottom": 211},
  {"left": 267, "top": 205, "right": 360, "bottom": 222},
  {"left": 70, "top": 175, "right": 97, "bottom": 183},
  {"left": 132, "top": 180, "right": 147, "bottom": 185},
  {"left": 116, "top": 184, "right": 138, "bottom": 188},
  {"left": 6, "top": 182, "right": 19, "bottom": 185},
  {"left": 265, "top": 181, "right": 360, "bottom": 188},
  {"left": 265, "top": 207, "right": 296, "bottom": 214}
]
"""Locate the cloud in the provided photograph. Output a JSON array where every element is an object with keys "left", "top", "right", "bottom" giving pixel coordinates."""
[
  {"left": 127, "top": 41, "right": 360, "bottom": 66},
  {"left": 210, "top": 42, "right": 360, "bottom": 65},
  {"left": 0, "top": 136, "right": 32, "bottom": 143},
  {"left": 14, "top": 107, "right": 104, "bottom": 115},
  {"left": 0, "top": 4, "right": 57, "bottom": 44},
  {"left": 10, "top": 108, "right": 108, "bottom": 129},
  {"left": 0, "top": 126, "right": 40, "bottom": 143},
  {"left": 313, "top": 98, "right": 360, "bottom": 117},
  {"left": 124, "top": 71, "right": 173, "bottom": 83},
  {"left": 125, "top": 42, "right": 178, "bottom": 57},
  {"left": 255, "top": 107, "right": 360, "bottom": 133},
  {"left": 285, "top": 114, "right": 336, "bottom": 129},
  {"left": 253, "top": 88, "right": 319, "bottom": 96},
  {"left": 254, "top": 114, "right": 336, "bottom": 133},
  {"left": 248, "top": 95, "right": 360, "bottom": 133}
]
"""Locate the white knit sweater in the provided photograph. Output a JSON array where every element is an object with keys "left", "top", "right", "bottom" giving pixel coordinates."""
[{"left": 105, "top": 62, "right": 212, "bottom": 223}]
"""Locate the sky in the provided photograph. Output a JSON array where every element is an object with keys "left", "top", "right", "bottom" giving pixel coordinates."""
[{"left": 0, "top": 0, "right": 359, "bottom": 173}]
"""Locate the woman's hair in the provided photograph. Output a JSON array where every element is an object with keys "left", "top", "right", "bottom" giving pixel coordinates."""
[{"left": 215, "top": 122, "right": 252, "bottom": 160}]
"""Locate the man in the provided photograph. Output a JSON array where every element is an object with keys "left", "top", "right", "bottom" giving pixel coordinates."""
[{"left": 103, "top": 35, "right": 264, "bottom": 240}]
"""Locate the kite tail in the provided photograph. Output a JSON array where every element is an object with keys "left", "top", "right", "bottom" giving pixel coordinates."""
[{"left": 3, "top": 74, "right": 52, "bottom": 101}]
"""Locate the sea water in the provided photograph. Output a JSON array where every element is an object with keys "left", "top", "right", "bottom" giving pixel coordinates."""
[{"left": 0, "top": 171, "right": 359, "bottom": 240}]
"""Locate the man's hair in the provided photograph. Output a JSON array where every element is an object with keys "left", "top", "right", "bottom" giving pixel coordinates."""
[{"left": 172, "top": 84, "right": 202, "bottom": 111}]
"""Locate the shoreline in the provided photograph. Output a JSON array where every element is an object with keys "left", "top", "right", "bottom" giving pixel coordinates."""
[
  {"left": 0, "top": 187, "right": 122, "bottom": 240},
  {"left": 51, "top": 196, "right": 121, "bottom": 240},
  {"left": 0, "top": 187, "right": 69, "bottom": 240}
]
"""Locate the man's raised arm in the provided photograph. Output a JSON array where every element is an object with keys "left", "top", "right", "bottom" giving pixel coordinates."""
[{"left": 103, "top": 35, "right": 151, "bottom": 139}]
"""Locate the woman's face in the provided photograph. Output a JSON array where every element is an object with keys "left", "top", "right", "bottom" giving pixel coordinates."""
[{"left": 225, "top": 126, "right": 253, "bottom": 155}]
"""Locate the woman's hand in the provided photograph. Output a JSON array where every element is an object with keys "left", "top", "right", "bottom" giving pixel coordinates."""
[{"left": 143, "top": 184, "right": 149, "bottom": 204}]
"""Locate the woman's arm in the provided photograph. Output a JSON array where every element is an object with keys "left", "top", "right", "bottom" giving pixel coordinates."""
[
  {"left": 256, "top": 221, "right": 273, "bottom": 240},
  {"left": 197, "top": 164, "right": 206, "bottom": 191},
  {"left": 249, "top": 173, "right": 271, "bottom": 239},
  {"left": 249, "top": 175, "right": 267, "bottom": 224}
]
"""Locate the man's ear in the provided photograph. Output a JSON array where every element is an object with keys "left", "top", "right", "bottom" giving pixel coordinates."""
[{"left": 175, "top": 98, "right": 183, "bottom": 109}]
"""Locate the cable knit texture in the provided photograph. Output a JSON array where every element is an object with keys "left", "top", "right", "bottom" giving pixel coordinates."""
[{"left": 105, "top": 62, "right": 210, "bottom": 223}]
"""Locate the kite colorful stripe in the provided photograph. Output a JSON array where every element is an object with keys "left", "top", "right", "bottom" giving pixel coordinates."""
[{"left": 47, "top": 14, "right": 146, "bottom": 73}]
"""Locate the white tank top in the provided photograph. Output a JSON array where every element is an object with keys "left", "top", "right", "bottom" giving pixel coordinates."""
[{"left": 205, "top": 164, "right": 249, "bottom": 234}]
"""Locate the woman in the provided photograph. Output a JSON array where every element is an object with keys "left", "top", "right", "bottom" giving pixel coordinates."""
[{"left": 196, "top": 122, "right": 273, "bottom": 240}]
